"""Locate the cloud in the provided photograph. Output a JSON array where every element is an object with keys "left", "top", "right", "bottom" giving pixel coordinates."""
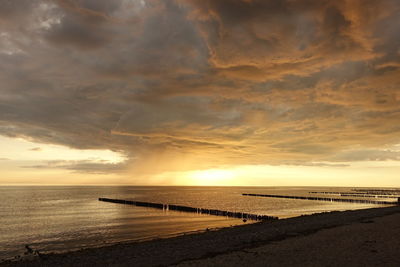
[
  {"left": 330, "top": 149, "right": 400, "bottom": 162},
  {"left": 22, "top": 159, "right": 127, "bottom": 174},
  {"left": 0, "top": 0, "right": 400, "bottom": 179},
  {"left": 180, "top": 0, "right": 385, "bottom": 80},
  {"left": 29, "top": 147, "right": 42, "bottom": 151}
]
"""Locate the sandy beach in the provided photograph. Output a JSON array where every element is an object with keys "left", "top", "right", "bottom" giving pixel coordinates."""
[
  {"left": 2, "top": 205, "right": 399, "bottom": 267},
  {"left": 179, "top": 208, "right": 400, "bottom": 267}
]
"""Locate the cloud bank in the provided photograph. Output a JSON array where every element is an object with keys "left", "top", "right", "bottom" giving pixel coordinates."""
[{"left": 1, "top": 0, "right": 400, "bottom": 176}]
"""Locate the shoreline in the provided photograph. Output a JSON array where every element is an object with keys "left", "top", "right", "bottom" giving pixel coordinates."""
[{"left": 2, "top": 205, "right": 400, "bottom": 266}]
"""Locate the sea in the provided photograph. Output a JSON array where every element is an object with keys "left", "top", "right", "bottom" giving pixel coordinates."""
[{"left": 0, "top": 186, "right": 397, "bottom": 260}]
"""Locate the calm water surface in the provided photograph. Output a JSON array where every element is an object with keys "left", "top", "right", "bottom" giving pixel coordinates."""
[{"left": 0, "top": 186, "right": 394, "bottom": 259}]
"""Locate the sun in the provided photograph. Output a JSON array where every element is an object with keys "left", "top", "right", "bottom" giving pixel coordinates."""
[{"left": 186, "top": 169, "right": 236, "bottom": 186}]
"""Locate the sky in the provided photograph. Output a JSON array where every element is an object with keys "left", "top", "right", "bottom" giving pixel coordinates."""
[{"left": 0, "top": 0, "right": 400, "bottom": 186}]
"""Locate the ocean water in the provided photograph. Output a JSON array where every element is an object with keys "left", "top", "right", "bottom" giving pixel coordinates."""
[{"left": 0, "top": 186, "right": 395, "bottom": 260}]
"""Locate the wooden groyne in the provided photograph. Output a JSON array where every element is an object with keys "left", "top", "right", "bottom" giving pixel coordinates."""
[
  {"left": 242, "top": 193, "right": 398, "bottom": 205},
  {"left": 309, "top": 191, "right": 399, "bottom": 198},
  {"left": 340, "top": 194, "right": 398, "bottom": 199},
  {"left": 99, "top": 198, "right": 278, "bottom": 221},
  {"left": 309, "top": 192, "right": 399, "bottom": 199},
  {"left": 353, "top": 189, "right": 400, "bottom": 195}
]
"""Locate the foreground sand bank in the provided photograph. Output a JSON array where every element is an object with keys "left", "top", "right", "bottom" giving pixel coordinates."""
[
  {"left": 179, "top": 209, "right": 400, "bottom": 267},
  {"left": 3, "top": 205, "right": 400, "bottom": 267}
]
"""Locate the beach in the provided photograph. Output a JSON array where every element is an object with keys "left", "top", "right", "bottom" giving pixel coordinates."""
[{"left": 3, "top": 205, "right": 399, "bottom": 267}]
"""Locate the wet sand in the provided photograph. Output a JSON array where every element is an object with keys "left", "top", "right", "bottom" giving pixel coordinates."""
[{"left": 2, "top": 205, "right": 400, "bottom": 267}]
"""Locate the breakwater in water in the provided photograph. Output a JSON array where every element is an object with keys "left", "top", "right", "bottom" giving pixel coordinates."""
[
  {"left": 242, "top": 193, "right": 398, "bottom": 205},
  {"left": 99, "top": 198, "right": 278, "bottom": 221},
  {"left": 309, "top": 191, "right": 399, "bottom": 199}
]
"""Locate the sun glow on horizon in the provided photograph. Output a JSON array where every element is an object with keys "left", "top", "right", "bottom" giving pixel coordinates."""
[
  {"left": 160, "top": 162, "right": 400, "bottom": 187},
  {"left": 185, "top": 169, "right": 237, "bottom": 186},
  {"left": 1, "top": 135, "right": 400, "bottom": 187}
]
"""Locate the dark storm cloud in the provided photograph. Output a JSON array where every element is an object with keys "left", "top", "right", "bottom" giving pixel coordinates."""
[
  {"left": 180, "top": 0, "right": 385, "bottom": 80},
  {"left": 44, "top": 15, "right": 110, "bottom": 49},
  {"left": 0, "top": 0, "right": 37, "bottom": 22},
  {"left": 0, "top": 0, "right": 400, "bottom": 175}
]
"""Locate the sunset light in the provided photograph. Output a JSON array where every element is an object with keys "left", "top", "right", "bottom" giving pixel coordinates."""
[{"left": 186, "top": 169, "right": 237, "bottom": 186}]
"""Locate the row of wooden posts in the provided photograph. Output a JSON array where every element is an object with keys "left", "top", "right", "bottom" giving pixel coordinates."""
[
  {"left": 353, "top": 189, "right": 400, "bottom": 194},
  {"left": 339, "top": 194, "right": 397, "bottom": 199},
  {"left": 309, "top": 191, "right": 399, "bottom": 198},
  {"left": 242, "top": 193, "right": 399, "bottom": 205},
  {"left": 99, "top": 198, "right": 279, "bottom": 221}
]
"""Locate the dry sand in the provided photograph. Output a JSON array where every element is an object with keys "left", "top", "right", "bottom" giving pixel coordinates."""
[
  {"left": 2, "top": 205, "right": 400, "bottom": 267},
  {"left": 178, "top": 210, "right": 400, "bottom": 267}
]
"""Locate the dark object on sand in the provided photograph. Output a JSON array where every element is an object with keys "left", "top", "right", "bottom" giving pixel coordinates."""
[
  {"left": 24, "top": 245, "right": 33, "bottom": 255},
  {"left": 99, "top": 198, "right": 278, "bottom": 221},
  {"left": 24, "top": 244, "right": 41, "bottom": 258}
]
